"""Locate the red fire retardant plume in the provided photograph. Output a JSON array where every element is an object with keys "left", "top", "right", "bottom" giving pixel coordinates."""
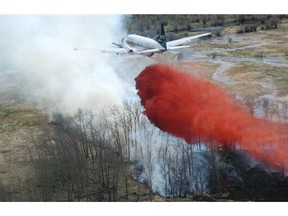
[{"left": 135, "top": 64, "right": 288, "bottom": 166}]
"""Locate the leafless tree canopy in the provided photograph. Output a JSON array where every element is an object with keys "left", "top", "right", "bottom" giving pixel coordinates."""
[{"left": 3, "top": 98, "right": 287, "bottom": 201}]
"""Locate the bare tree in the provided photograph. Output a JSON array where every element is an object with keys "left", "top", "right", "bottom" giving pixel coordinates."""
[
  {"left": 280, "top": 101, "right": 288, "bottom": 125},
  {"left": 243, "top": 95, "right": 259, "bottom": 116},
  {"left": 257, "top": 98, "right": 281, "bottom": 121},
  {"left": 138, "top": 119, "right": 157, "bottom": 201},
  {"left": 158, "top": 134, "right": 171, "bottom": 197}
]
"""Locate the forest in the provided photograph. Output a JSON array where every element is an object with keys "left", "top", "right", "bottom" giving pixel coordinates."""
[
  {"left": 2, "top": 96, "right": 288, "bottom": 201},
  {"left": 124, "top": 14, "right": 287, "bottom": 39}
]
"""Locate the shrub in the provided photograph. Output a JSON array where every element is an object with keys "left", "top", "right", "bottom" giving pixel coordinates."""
[{"left": 215, "top": 30, "right": 222, "bottom": 37}]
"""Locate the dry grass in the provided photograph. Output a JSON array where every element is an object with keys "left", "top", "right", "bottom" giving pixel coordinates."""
[
  {"left": 224, "top": 62, "right": 288, "bottom": 96},
  {"left": 0, "top": 104, "right": 48, "bottom": 200},
  {"left": 0, "top": 76, "right": 50, "bottom": 200},
  {"left": 225, "top": 82, "right": 266, "bottom": 98},
  {"left": 172, "top": 61, "right": 220, "bottom": 80}
]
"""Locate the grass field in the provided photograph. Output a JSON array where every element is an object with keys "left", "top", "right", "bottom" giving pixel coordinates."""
[{"left": 223, "top": 62, "right": 288, "bottom": 97}]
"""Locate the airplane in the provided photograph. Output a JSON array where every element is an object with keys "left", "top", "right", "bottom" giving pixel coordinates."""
[{"left": 75, "top": 23, "right": 211, "bottom": 57}]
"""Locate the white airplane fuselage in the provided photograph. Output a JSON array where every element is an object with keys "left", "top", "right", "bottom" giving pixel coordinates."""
[
  {"left": 122, "top": 34, "right": 166, "bottom": 55},
  {"left": 126, "top": 35, "right": 165, "bottom": 50}
]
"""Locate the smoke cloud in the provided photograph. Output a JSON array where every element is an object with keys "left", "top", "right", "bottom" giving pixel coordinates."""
[
  {"left": 135, "top": 64, "right": 288, "bottom": 166},
  {"left": 0, "top": 15, "right": 128, "bottom": 117}
]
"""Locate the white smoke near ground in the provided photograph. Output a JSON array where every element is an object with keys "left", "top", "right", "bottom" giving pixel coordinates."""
[
  {"left": 131, "top": 122, "right": 210, "bottom": 197},
  {"left": 0, "top": 15, "right": 130, "bottom": 117}
]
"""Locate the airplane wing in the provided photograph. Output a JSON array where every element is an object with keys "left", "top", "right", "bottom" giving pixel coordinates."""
[
  {"left": 167, "top": 32, "right": 211, "bottom": 49},
  {"left": 167, "top": 45, "right": 191, "bottom": 50},
  {"left": 100, "top": 48, "right": 129, "bottom": 54}
]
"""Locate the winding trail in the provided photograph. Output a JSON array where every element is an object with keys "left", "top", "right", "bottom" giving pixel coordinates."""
[
  {"left": 178, "top": 35, "right": 288, "bottom": 119},
  {"left": 182, "top": 37, "right": 288, "bottom": 101},
  {"left": 211, "top": 61, "right": 235, "bottom": 84}
]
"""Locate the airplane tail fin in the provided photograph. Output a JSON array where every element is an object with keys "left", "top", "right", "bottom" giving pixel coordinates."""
[{"left": 154, "top": 23, "right": 167, "bottom": 49}]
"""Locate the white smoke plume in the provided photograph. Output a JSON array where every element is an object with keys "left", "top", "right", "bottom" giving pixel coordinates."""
[
  {"left": 0, "top": 15, "right": 131, "bottom": 117},
  {"left": 0, "top": 15, "right": 214, "bottom": 197}
]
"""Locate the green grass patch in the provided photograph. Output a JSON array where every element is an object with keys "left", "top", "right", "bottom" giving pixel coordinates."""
[
  {"left": 0, "top": 107, "right": 24, "bottom": 118},
  {"left": 0, "top": 105, "right": 47, "bottom": 133}
]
